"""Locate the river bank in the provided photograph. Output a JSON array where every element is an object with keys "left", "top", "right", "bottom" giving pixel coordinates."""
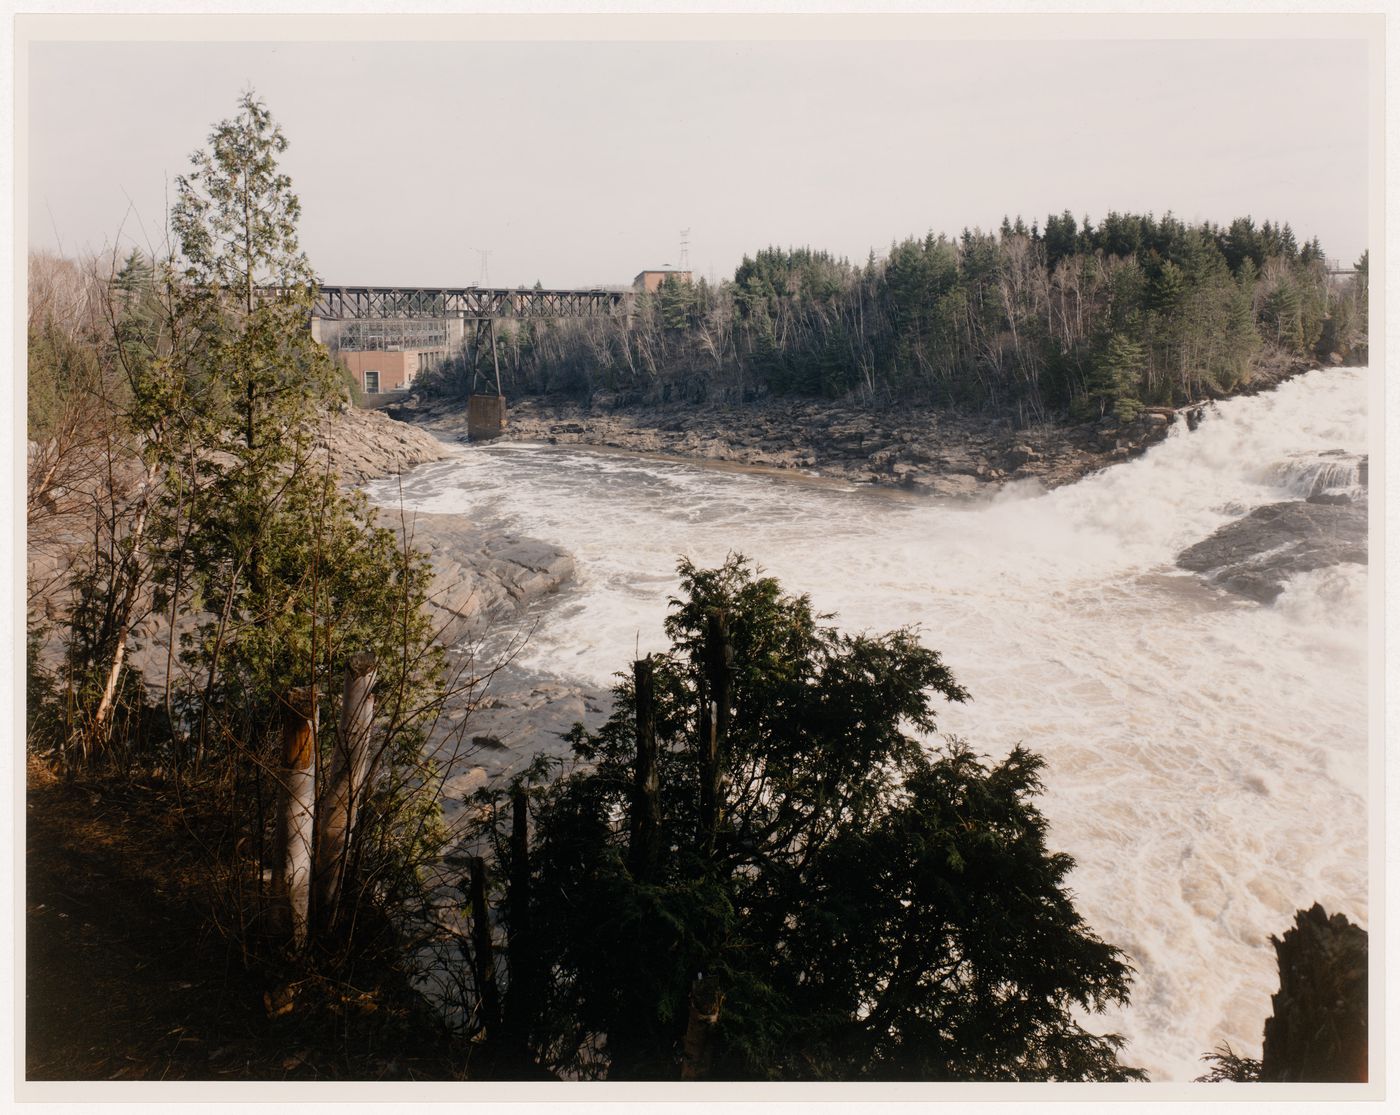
[
  {"left": 397, "top": 353, "right": 1320, "bottom": 499},
  {"left": 28, "top": 405, "right": 580, "bottom": 708}
]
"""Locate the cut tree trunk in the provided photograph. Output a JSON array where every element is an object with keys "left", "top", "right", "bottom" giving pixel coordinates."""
[
  {"left": 680, "top": 976, "right": 725, "bottom": 1081},
  {"left": 271, "top": 686, "right": 317, "bottom": 946},
  {"left": 628, "top": 656, "right": 661, "bottom": 883},
  {"left": 501, "top": 787, "right": 534, "bottom": 1069},
  {"left": 698, "top": 609, "right": 731, "bottom": 859},
  {"left": 313, "top": 652, "right": 377, "bottom": 932},
  {"left": 469, "top": 855, "right": 502, "bottom": 1039}
]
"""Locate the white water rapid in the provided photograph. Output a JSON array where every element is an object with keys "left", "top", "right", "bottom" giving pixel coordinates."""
[{"left": 366, "top": 367, "right": 1370, "bottom": 1082}]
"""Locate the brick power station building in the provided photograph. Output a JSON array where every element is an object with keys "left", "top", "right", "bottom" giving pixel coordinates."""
[{"left": 322, "top": 317, "right": 463, "bottom": 402}]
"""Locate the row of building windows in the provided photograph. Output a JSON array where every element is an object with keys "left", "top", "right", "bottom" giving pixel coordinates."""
[{"left": 332, "top": 320, "right": 452, "bottom": 351}]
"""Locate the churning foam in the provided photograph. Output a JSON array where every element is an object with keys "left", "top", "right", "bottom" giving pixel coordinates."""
[{"left": 367, "top": 367, "right": 1369, "bottom": 1081}]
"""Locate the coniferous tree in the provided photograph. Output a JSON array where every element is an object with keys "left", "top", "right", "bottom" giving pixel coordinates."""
[
  {"left": 473, "top": 557, "right": 1145, "bottom": 1082},
  {"left": 147, "top": 93, "right": 447, "bottom": 947}
]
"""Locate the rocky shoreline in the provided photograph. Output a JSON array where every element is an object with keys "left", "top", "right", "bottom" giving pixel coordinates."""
[
  {"left": 31, "top": 406, "right": 585, "bottom": 736},
  {"left": 398, "top": 355, "right": 1318, "bottom": 500},
  {"left": 315, "top": 403, "right": 452, "bottom": 485},
  {"left": 320, "top": 411, "right": 597, "bottom": 792}
]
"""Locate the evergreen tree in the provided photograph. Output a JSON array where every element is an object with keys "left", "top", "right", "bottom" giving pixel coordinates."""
[
  {"left": 146, "top": 93, "right": 447, "bottom": 946},
  {"left": 474, "top": 557, "right": 1145, "bottom": 1082},
  {"left": 1086, "top": 332, "right": 1147, "bottom": 421},
  {"left": 172, "top": 90, "right": 342, "bottom": 454},
  {"left": 1261, "top": 281, "right": 1303, "bottom": 351}
]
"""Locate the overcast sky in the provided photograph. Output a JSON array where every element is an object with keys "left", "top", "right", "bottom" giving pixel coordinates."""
[{"left": 26, "top": 34, "right": 1371, "bottom": 288}]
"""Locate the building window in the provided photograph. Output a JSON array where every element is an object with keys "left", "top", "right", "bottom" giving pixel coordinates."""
[{"left": 364, "top": 370, "right": 380, "bottom": 394}]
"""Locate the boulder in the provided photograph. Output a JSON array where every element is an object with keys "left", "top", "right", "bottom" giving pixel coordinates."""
[
  {"left": 1002, "top": 444, "right": 1039, "bottom": 470},
  {"left": 1177, "top": 500, "right": 1367, "bottom": 603},
  {"left": 1260, "top": 905, "right": 1367, "bottom": 1083}
]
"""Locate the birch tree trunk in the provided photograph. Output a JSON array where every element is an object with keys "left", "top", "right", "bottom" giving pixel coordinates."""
[{"left": 88, "top": 473, "right": 154, "bottom": 751}]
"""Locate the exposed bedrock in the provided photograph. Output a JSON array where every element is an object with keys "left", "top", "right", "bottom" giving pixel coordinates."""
[
  {"left": 1176, "top": 500, "right": 1367, "bottom": 604},
  {"left": 314, "top": 404, "right": 451, "bottom": 485},
  {"left": 395, "top": 510, "right": 576, "bottom": 645},
  {"left": 405, "top": 394, "right": 1183, "bottom": 499}
]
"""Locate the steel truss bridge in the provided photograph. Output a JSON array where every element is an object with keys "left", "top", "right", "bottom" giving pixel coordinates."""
[
  {"left": 305, "top": 284, "right": 634, "bottom": 396},
  {"left": 310, "top": 285, "right": 632, "bottom": 321}
]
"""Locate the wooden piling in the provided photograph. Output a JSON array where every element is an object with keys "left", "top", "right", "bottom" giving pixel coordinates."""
[
  {"left": 687, "top": 612, "right": 733, "bottom": 1076},
  {"left": 699, "top": 609, "right": 732, "bottom": 859},
  {"left": 469, "top": 855, "right": 502, "bottom": 1038},
  {"left": 680, "top": 976, "right": 725, "bottom": 1080},
  {"left": 502, "top": 788, "right": 534, "bottom": 1063}
]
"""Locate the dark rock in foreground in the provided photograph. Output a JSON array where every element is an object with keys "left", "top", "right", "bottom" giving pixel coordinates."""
[
  {"left": 1261, "top": 904, "right": 1367, "bottom": 1083},
  {"left": 1176, "top": 501, "right": 1367, "bottom": 603}
]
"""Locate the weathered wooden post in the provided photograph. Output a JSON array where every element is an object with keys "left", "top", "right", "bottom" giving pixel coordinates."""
[
  {"left": 628, "top": 656, "right": 662, "bottom": 883},
  {"left": 272, "top": 686, "right": 317, "bottom": 946},
  {"left": 680, "top": 976, "right": 725, "bottom": 1081},
  {"left": 685, "top": 611, "right": 733, "bottom": 1080},
  {"left": 314, "top": 652, "right": 377, "bottom": 933},
  {"left": 469, "top": 855, "right": 502, "bottom": 1039}
]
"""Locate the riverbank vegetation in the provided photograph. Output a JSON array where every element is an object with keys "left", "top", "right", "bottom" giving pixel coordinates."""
[
  {"left": 430, "top": 214, "right": 1367, "bottom": 425},
  {"left": 27, "top": 93, "right": 469, "bottom": 1074}
]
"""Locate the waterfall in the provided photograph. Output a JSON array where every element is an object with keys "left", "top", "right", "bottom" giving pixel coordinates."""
[{"left": 367, "top": 366, "right": 1370, "bottom": 1081}]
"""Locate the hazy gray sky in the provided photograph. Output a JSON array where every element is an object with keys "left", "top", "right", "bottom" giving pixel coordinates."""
[{"left": 27, "top": 35, "right": 1370, "bottom": 288}]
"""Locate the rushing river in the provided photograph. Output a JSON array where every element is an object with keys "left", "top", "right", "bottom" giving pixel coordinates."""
[{"left": 367, "top": 367, "right": 1370, "bottom": 1082}]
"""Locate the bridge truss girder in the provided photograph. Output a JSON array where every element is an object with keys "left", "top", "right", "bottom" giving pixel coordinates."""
[{"left": 310, "top": 286, "right": 631, "bottom": 321}]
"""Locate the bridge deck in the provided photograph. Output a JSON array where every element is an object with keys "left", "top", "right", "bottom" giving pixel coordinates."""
[{"left": 311, "top": 285, "right": 632, "bottom": 320}]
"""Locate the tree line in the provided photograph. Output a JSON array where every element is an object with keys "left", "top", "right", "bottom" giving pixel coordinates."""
[{"left": 429, "top": 212, "right": 1367, "bottom": 425}]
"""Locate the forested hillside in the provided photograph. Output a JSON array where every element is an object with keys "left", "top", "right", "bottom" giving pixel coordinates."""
[{"left": 433, "top": 213, "right": 1367, "bottom": 423}]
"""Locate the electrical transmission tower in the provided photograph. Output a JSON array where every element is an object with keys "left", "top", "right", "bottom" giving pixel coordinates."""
[
  {"left": 470, "top": 247, "right": 493, "bottom": 286},
  {"left": 679, "top": 228, "right": 691, "bottom": 271}
]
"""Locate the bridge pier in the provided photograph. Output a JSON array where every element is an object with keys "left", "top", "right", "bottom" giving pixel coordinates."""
[{"left": 468, "top": 393, "right": 507, "bottom": 442}]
